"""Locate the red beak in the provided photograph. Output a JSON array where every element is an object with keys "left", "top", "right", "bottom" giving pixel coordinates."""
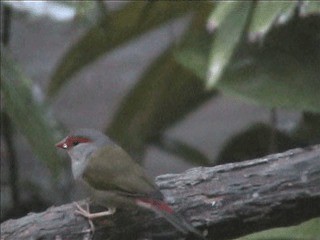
[{"left": 55, "top": 139, "right": 66, "bottom": 149}]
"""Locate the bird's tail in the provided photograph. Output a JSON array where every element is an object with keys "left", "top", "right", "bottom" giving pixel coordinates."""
[{"left": 136, "top": 198, "right": 205, "bottom": 239}]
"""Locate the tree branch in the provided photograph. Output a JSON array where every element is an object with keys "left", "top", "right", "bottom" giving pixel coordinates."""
[{"left": 1, "top": 145, "right": 320, "bottom": 240}]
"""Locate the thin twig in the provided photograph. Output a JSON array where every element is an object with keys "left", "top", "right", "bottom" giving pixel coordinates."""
[{"left": 269, "top": 108, "right": 278, "bottom": 154}]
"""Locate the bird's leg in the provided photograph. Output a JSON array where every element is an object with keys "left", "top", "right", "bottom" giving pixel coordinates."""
[
  {"left": 74, "top": 202, "right": 95, "bottom": 234},
  {"left": 75, "top": 202, "right": 116, "bottom": 235},
  {"left": 75, "top": 202, "right": 116, "bottom": 219}
]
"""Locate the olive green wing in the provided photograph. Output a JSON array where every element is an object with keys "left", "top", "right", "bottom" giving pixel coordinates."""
[{"left": 83, "top": 145, "right": 157, "bottom": 197}]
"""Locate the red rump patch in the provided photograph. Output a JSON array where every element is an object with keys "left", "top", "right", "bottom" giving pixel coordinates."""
[{"left": 136, "top": 198, "right": 174, "bottom": 214}]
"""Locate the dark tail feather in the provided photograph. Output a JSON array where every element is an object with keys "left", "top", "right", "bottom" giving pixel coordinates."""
[
  {"left": 136, "top": 198, "right": 205, "bottom": 239},
  {"left": 157, "top": 209, "right": 205, "bottom": 239}
]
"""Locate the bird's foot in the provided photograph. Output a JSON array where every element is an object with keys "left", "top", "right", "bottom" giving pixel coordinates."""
[
  {"left": 74, "top": 202, "right": 96, "bottom": 234},
  {"left": 74, "top": 202, "right": 116, "bottom": 235},
  {"left": 75, "top": 202, "right": 116, "bottom": 219}
]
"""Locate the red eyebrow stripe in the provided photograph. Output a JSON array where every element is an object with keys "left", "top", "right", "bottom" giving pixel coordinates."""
[
  {"left": 56, "top": 136, "right": 91, "bottom": 149},
  {"left": 69, "top": 136, "right": 91, "bottom": 143},
  {"left": 66, "top": 136, "right": 91, "bottom": 146}
]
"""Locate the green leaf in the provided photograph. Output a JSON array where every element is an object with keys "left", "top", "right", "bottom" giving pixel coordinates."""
[
  {"left": 1, "top": 53, "right": 63, "bottom": 177},
  {"left": 304, "top": 0, "right": 320, "bottom": 14},
  {"left": 249, "top": 1, "right": 296, "bottom": 33},
  {"left": 217, "top": 14, "right": 320, "bottom": 112},
  {"left": 107, "top": 7, "right": 216, "bottom": 161},
  {"left": 107, "top": 48, "right": 216, "bottom": 161},
  {"left": 51, "top": 1, "right": 107, "bottom": 25},
  {"left": 48, "top": 1, "right": 210, "bottom": 97},
  {"left": 234, "top": 217, "right": 320, "bottom": 240},
  {"left": 176, "top": 4, "right": 320, "bottom": 112},
  {"left": 154, "top": 137, "right": 212, "bottom": 166},
  {"left": 74, "top": 1, "right": 105, "bottom": 26},
  {"left": 207, "top": 1, "right": 253, "bottom": 88},
  {"left": 174, "top": 19, "right": 214, "bottom": 80}
]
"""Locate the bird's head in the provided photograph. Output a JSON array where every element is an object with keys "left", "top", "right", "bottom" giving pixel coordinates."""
[{"left": 56, "top": 128, "right": 111, "bottom": 179}]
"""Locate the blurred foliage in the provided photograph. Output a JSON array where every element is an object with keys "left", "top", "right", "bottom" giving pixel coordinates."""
[
  {"left": 248, "top": 1, "right": 296, "bottom": 32},
  {"left": 234, "top": 217, "right": 320, "bottom": 240},
  {"left": 61, "top": 0, "right": 108, "bottom": 26},
  {"left": 107, "top": 47, "right": 215, "bottom": 161},
  {"left": 1, "top": 53, "right": 64, "bottom": 177},
  {"left": 48, "top": 2, "right": 211, "bottom": 97},
  {"left": 177, "top": 2, "right": 320, "bottom": 112},
  {"left": 305, "top": 1, "right": 320, "bottom": 13},
  {"left": 107, "top": 6, "right": 216, "bottom": 161},
  {"left": 207, "top": 1, "right": 253, "bottom": 87},
  {"left": 217, "top": 12, "right": 320, "bottom": 112}
]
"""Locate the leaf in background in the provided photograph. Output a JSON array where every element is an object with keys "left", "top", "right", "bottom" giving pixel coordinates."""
[
  {"left": 48, "top": 1, "right": 210, "bottom": 97},
  {"left": 174, "top": 16, "right": 214, "bottom": 80},
  {"left": 305, "top": 0, "right": 320, "bottom": 14},
  {"left": 1, "top": 54, "right": 64, "bottom": 177},
  {"left": 217, "top": 13, "right": 320, "bottom": 112},
  {"left": 49, "top": 1, "right": 107, "bottom": 25},
  {"left": 74, "top": 1, "right": 104, "bottom": 26},
  {"left": 107, "top": 7, "right": 216, "bottom": 162},
  {"left": 249, "top": 1, "right": 295, "bottom": 33},
  {"left": 153, "top": 137, "right": 212, "bottom": 166},
  {"left": 107, "top": 48, "right": 216, "bottom": 162},
  {"left": 234, "top": 217, "right": 320, "bottom": 240},
  {"left": 207, "top": 1, "right": 253, "bottom": 88},
  {"left": 216, "top": 123, "right": 299, "bottom": 165},
  {"left": 176, "top": 4, "right": 320, "bottom": 113}
]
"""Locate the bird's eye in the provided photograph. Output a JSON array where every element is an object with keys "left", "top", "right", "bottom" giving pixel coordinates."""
[{"left": 73, "top": 141, "right": 80, "bottom": 146}]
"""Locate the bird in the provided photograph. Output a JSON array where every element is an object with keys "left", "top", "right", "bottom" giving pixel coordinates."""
[{"left": 55, "top": 128, "right": 205, "bottom": 239}]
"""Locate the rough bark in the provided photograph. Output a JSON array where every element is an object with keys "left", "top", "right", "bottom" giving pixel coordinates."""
[{"left": 1, "top": 145, "right": 320, "bottom": 240}]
